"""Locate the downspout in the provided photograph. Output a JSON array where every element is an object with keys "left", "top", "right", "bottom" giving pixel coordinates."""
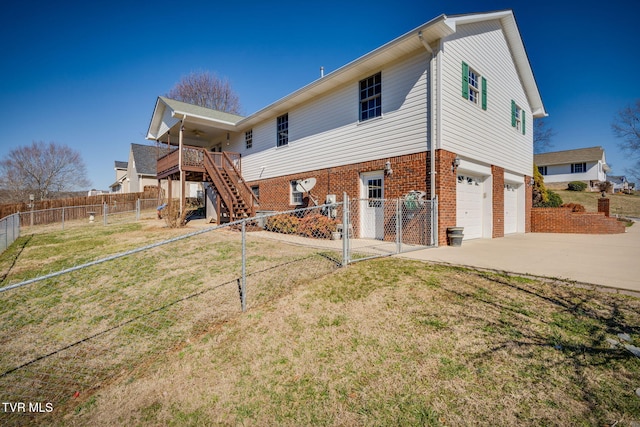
[{"left": 419, "top": 31, "right": 438, "bottom": 246}]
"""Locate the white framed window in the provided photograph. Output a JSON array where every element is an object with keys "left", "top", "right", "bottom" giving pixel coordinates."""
[
  {"left": 462, "top": 62, "right": 487, "bottom": 110},
  {"left": 251, "top": 185, "right": 259, "bottom": 199},
  {"left": 359, "top": 72, "right": 382, "bottom": 121},
  {"left": 571, "top": 163, "right": 587, "bottom": 173},
  {"left": 245, "top": 129, "right": 253, "bottom": 149},
  {"left": 511, "top": 100, "right": 526, "bottom": 135},
  {"left": 290, "top": 181, "right": 303, "bottom": 205},
  {"left": 277, "top": 114, "right": 288, "bottom": 147}
]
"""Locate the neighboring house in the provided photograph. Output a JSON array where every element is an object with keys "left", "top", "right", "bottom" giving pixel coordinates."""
[
  {"left": 534, "top": 147, "right": 609, "bottom": 191},
  {"left": 607, "top": 175, "right": 630, "bottom": 193},
  {"left": 147, "top": 10, "right": 546, "bottom": 243},
  {"left": 109, "top": 161, "right": 129, "bottom": 193}
]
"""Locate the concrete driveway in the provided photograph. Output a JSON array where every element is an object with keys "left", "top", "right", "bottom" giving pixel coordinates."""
[{"left": 400, "top": 222, "right": 640, "bottom": 294}]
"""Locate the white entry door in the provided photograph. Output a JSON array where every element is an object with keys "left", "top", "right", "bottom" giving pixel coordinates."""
[
  {"left": 504, "top": 184, "right": 519, "bottom": 234},
  {"left": 456, "top": 174, "right": 484, "bottom": 239},
  {"left": 360, "top": 172, "right": 384, "bottom": 239}
]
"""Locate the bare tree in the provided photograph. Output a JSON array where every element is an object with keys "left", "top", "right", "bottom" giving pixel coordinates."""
[
  {"left": 612, "top": 99, "right": 640, "bottom": 182},
  {"left": 0, "top": 141, "right": 91, "bottom": 202},
  {"left": 534, "top": 118, "right": 555, "bottom": 154},
  {"left": 166, "top": 71, "right": 242, "bottom": 114}
]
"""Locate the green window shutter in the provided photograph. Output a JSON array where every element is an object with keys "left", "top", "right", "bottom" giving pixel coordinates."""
[
  {"left": 511, "top": 100, "right": 516, "bottom": 127},
  {"left": 481, "top": 77, "right": 487, "bottom": 110},
  {"left": 522, "top": 110, "right": 526, "bottom": 135},
  {"left": 462, "top": 62, "right": 469, "bottom": 99}
]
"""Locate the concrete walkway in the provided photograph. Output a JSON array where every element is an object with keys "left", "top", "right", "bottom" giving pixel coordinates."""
[{"left": 400, "top": 222, "right": 640, "bottom": 294}]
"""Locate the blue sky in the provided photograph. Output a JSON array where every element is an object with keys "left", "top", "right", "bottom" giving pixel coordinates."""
[{"left": 1, "top": 0, "right": 638, "bottom": 192}]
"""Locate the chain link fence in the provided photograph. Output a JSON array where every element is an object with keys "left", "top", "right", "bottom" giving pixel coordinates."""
[
  {"left": 7, "top": 199, "right": 159, "bottom": 237},
  {"left": 0, "top": 195, "right": 435, "bottom": 424},
  {"left": 0, "top": 214, "right": 20, "bottom": 253}
]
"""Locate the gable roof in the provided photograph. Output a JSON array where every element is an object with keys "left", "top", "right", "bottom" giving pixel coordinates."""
[
  {"left": 147, "top": 10, "right": 545, "bottom": 142},
  {"left": 237, "top": 9, "right": 545, "bottom": 128},
  {"left": 534, "top": 147, "right": 606, "bottom": 166},
  {"left": 130, "top": 143, "right": 160, "bottom": 176}
]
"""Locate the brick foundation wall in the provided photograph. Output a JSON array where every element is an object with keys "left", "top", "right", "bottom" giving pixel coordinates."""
[
  {"left": 434, "top": 149, "right": 457, "bottom": 245},
  {"left": 531, "top": 207, "right": 626, "bottom": 234},
  {"left": 247, "top": 152, "right": 429, "bottom": 211},
  {"left": 246, "top": 152, "right": 430, "bottom": 238},
  {"left": 492, "top": 166, "right": 504, "bottom": 238},
  {"left": 525, "top": 175, "right": 532, "bottom": 233}
]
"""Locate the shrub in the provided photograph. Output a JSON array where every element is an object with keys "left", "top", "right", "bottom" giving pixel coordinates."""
[
  {"left": 541, "top": 191, "right": 563, "bottom": 207},
  {"left": 265, "top": 214, "right": 300, "bottom": 234},
  {"left": 298, "top": 213, "right": 339, "bottom": 239},
  {"left": 567, "top": 181, "right": 587, "bottom": 192},
  {"left": 561, "top": 203, "right": 586, "bottom": 212}
]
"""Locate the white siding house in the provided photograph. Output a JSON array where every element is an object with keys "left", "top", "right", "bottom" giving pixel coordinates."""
[
  {"left": 147, "top": 10, "right": 546, "bottom": 244},
  {"left": 535, "top": 147, "right": 609, "bottom": 191}
]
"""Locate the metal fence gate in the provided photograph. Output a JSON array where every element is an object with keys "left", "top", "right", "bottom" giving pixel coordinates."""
[{"left": 345, "top": 196, "right": 437, "bottom": 263}]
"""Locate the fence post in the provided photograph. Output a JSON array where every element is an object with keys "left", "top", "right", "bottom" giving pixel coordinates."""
[
  {"left": 342, "top": 192, "right": 350, "bottom": 267},
  {"left": 241, "top": 219, "right": 247, "bottom": 312},
  {"left": 136, "top": 199, "right": 141, "bottom": 221},
  {"left": 396, "top": 199, "right": 401, "bottom": 254},
  {"left": 103, "top": 203, "right": 108, "bottom": 226},
  {"left": 62, "top": 207, "right": 65, "bottom": 230},
  {"left": 432, "top": 196, "right": 438, "bottom": 247}
]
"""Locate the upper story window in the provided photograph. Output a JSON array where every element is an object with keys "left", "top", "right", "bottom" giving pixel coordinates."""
[
  {"left": 571, "top": 163, "right": 587, "bottom": 173},
  {"left": 511, "top": 101, "right": 526, "bottom": 135},
  {"left": 277, "top": 114, "right": 288, "bottom": 147},
  {"left": 245, "top": 129, "right": 253, "bottom": 149},
  {"left": 359, "top": 72, "right": 382, "bottom": 121},
  {"left": 538, "top": 166, "right": 547, "bottom": 176},
  {"left": 462, "top": 62, "right": 487, "bottom": 110}
]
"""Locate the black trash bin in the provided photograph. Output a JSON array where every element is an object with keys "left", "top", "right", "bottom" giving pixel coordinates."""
[{"left": 447, "top": 227, "right": 464, "bottom": 247}]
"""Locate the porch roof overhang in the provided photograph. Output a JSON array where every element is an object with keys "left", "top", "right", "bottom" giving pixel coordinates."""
[
  {"left": 146, "top": 10, "right": 546, "bottom": 144},
  {"left": 146, "top": 96, "right": 245, "bottom": 148}
]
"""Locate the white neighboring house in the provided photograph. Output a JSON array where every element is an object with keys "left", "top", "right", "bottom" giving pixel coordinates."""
[
  {"left": 147, "top": 10, "right": 546, "bottom": 243},
  {"left": 534, "top": 147, "right": 609, "bottom": 191},
  {"left": 109, "top": 161, "right": 129, "bottom": 193}
]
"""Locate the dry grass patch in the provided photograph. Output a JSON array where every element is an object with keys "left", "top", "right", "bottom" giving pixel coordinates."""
[
  {"left": 556, "top": 190, "right": 640, "bottom": 217},
  {"left": 72, "top": 259, "right": 640, "bottom": 427}
]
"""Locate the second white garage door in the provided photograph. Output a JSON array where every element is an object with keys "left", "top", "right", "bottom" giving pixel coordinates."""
[
  {"left": 457, "top": 174, "right": 484, "bottom": 239},
  {"left": 504, "top": 184, "right": 519, "bottom": 234}
]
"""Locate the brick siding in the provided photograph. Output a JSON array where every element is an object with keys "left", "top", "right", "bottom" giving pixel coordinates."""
[
  {"left": 531, "top": 207, "right": 626, "bottom": 234},
  {"left": 434, "top": 149, "right": 458, "bottom": 246},
  {"left": 525, "top": 175, "right": 532, "bottom": 233}
]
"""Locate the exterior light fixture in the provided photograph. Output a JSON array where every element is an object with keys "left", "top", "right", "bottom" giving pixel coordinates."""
[
  {"left": 452, "top": 156, "right": 461, "bottom": 172},
  {"left": 384, "top": 161, "right": 393, "bottom": 176}
]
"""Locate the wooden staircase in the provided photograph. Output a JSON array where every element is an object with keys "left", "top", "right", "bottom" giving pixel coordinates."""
[{"left": 202, "top": 150, "right": 258, "bottom": 223}]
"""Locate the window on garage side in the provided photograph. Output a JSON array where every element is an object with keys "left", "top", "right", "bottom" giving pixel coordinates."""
[
  {"left": 359, "top": 72, "right": 382, "bottom": 121},
  {"left": 462, "top": 62, "right": 487, "bottom": 110},
  {"left": 511, "top": 100, "right": 525, "bottom": 135}
]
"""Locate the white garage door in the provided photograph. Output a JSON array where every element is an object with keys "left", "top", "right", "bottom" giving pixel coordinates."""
[
  {"left": 504, "top": 184, "right": 519, "bottom": 234},
  {"left": 457, "top": 174, "right": 483, "bottom": 239}
]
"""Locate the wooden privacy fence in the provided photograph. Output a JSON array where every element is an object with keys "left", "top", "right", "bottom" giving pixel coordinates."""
[{"left": 0, "top": 190, "right": 159, "bottom": 219}]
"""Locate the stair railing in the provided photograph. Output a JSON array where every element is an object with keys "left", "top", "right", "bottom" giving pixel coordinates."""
[
  {"left": 202, "top": 150, "right": 239, "bottom": 220},
  {"left": 221, "top": 152, "right": 259, "bottom": 216}
]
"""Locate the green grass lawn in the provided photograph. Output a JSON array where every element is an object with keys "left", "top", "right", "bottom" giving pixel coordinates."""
[
  {"left": 555, "top": 190, "right": 640, "bottom": 217},
  {"left": 1, "top": 222, "right": 639, "bottom": 426}
]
